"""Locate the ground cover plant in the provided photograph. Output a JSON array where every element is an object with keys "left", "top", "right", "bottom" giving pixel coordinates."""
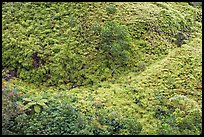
[{"left": 2, "top": 2, "right": 202, "bottom": 135}]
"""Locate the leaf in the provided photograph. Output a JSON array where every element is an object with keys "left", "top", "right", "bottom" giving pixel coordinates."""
[
  {"left": 71, "top": 27, "right": 77, "bottom": 31},
  {"left": 37, "top": 102, "right": 48, "bottom": 108},
  {"left": 23, "top": 102, "right": 37, "bottom": 110},
  {"left": 16, "top": 101, "right": 22, "bottom": 105},
  {"left": 34, "top": 105, "right": 41, "bottom": 113},
  {"left": 41, "top": 99, "right": 48, "bottom": 103},
  {"left": 23, "top": 98, "right": 32, "bottom": 102}
]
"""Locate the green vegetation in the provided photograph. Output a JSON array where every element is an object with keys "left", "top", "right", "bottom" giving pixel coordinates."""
[{"left": 2, "top": 2, "right": 202, "bottom": 135}]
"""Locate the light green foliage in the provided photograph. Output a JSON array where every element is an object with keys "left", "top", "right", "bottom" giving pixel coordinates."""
[
  {"left": 2, "top": 2, "right": 201, "bottom": 86},
  {"left": 22, "top": 96, "right": 48, "bottom": 114},
  {"left": 2, "top": 2, "right": 202, "bottom": 135}
]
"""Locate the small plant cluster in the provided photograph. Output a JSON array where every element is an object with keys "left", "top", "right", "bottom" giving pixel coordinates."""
[
  {"left": 94, "top": 21, "right": 132, "bottom": 68},
  {"left": 157, "top": 106, "right": 202, "bottom": 135},
  {"left": 153, "top": 92, "right": 202, "bottom": 135},
  {"left": 88, "top": 109, "right": 142, "bottom": 135},
  {"left": 9, "top": 101, "right": 86, "bottom": 135},
  {"left": 106, "top": 4, "right": 117, "bottom": 15},
  {"left": 22, "top": 95, "right": 48, "bottom": 115},
  {"left": 2, "top": 81, "right": 24, "bottom": 134},
  {"left": 2, "top": 81, "right": 24, "bottom": 116}
]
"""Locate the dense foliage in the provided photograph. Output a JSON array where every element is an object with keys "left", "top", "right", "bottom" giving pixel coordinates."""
[
  {"left": 3, "top": 2, "right": 201, "bottom": 87},
  {"left": 2, "top": 2, "right": 202, "bottom": 135},
  {"left": 2, "top": 2, "right": 133, "bottom": 87},
  {"left": 2, "top": 82, "right": 24, "bottom": 135}
]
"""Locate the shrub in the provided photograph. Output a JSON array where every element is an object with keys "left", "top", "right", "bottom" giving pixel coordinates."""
[
  {"left": 188, "top": 2, "right": 202, "bottom": 7},
  {"left": 85, "top": 109, "right": 142, "bottom": 135},
  {"left": 106, "top": 4, "right": 117, "bottom": 15},
  {"left": 157, "top": 109, "right": 202, "bottom": 135},
  {"left": 22, "top": 96, "right": 48, "bottom": 115},
  {"left": 155, "top": 95, "right": 202, "bottom": 135},
  {"left": 10, "top": 100, "right": 88, "bottom": 135},
  {"left": 9, "top": 98, "right": 143, "bottom": 135},
  {"left": 2, "top": 81, "right": 24, "bottom": 134},
  {"left": 95, "top": 21, "right": 132, "bottom": 68}
]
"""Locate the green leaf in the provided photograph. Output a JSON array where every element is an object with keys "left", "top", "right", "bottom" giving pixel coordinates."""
[
  {"left": 16, "top": 101, "right": 23, "bottom": 105},
  {"left": 37, "top": 102, "right": 48, "bottom": 108},
  {"left": 34, "top": 105, "right": 41, "bottom": 113},
  {"left": 71, "top": 27, "right": 77, "bottom": 31},
  {"left": 23, "top": 102, "right": 37, "bottom": 110},
  {"left": 23, "top": 98, "right": 32, "bottom": 102},
  {"left": 41, "top": 99, "right": 48, "bottom": 103}
]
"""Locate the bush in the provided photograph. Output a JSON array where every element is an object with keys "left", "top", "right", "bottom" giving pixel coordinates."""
[
  {"left": 95, "top": 21, "right": 132, "bottom": 68},
  {"left": 8, "top": 96, "right": 143, "bottom": 135},
  {"left": 2, "top": 81, "right": 24, "bottom": 134},
  {"left": 157, "top": 109, "right": 202, "bottom": 135},
  {"left": 188, "top": 2, "right": 202, "bottom": 7},
  {"left": 10, "top": 100, "right": 88, "bottom": 135},
  {"left": 106, "top": 4, "right": 117, "bottom": 15},
  {"left": 85, "top": 109, "right": 142, "bottom": 135},
  {"left": 154, "top": 95, "right": 202, "bottom": 135}
]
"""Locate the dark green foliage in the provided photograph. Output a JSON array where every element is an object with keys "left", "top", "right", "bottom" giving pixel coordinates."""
[
  {"left": 95, "top": 21, "right": 132, "bottom": 67},
  {"left": 188, "top": 2, "right": 202, "bottom": 7},
  {"left": 8, "top": 99, "right": 142, "bottom": 135},
  {"left": 174, "top": 32, "right": 187, "bottom": 47},
  {"left": 2, "top": 82, "right": 24, "bottom": 135},
  {"left": 9, "top": 101, "right": 86, "bottom": 135},
  {"left": 106, "top": 4, "right": 117, "bottom": 15},
  {"left": 157, "top": 110, "right": 202, "bottom": 135},
  {"left": 153, "top": 91, "right": 202, "bottom": 135},
  {"left": 83, "top": 108, "right": 142, "bottom": 135}
]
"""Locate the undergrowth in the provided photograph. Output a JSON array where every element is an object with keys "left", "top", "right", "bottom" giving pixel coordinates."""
[{"left": 2, "top": 2, "right": 202, "bottom": 135}]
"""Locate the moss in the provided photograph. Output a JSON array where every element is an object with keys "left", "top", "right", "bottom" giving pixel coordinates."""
[{"left": 2, "top": 2, "right": 202, "bottom": 135}]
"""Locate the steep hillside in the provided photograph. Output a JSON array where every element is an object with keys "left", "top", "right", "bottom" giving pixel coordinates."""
[{"left": 2, "top": 2, "right": 202, "bottom": 135}]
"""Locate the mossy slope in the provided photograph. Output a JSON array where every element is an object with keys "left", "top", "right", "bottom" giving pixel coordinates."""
[{"left": 2, "top": 2, "right": 202, "bottom": 135}]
